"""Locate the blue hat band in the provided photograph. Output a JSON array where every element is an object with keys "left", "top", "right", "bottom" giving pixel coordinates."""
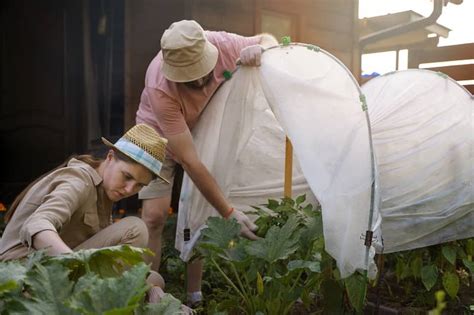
[{"left": 114, "top": 138, "right": 163, "bottom": 176}]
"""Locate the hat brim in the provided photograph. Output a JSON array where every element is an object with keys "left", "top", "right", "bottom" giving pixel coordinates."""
[
  {"left": 162, "top": 40, "right": 218, "bottom": 83},
  {"left": 101, "top": 137, "right": 170, "bottom": 184}
]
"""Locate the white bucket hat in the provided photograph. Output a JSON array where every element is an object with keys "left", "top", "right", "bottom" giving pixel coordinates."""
[{"left": 161, "top": 20, "right": 218, "bottom": 83}]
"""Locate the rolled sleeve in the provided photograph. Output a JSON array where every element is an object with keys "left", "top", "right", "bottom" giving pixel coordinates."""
[{"left": 19, "top": 173, "right": 90, "bottom": 248}]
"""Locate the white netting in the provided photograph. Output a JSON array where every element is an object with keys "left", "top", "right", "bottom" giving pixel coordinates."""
[
  {"left": 176, "top": 44, "right": 379, "bottom": 278},
  {"left": 175, "top": 45, "right": 474, "bottom": 279},
  {"left": 362, "top": 70, "right": 474, "bottom": 253}
]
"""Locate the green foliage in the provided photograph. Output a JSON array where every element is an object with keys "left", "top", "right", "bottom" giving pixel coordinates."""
[
  {"left": 421, "top": 264, "right": 439, "bottom": 291},
  {"left": 0, "top": 245, "right": 182, "bottom": 315},
  {"left": 381, "top": 239, "right": 473, "bottom": 310},
  {"left": 344, "top": 272, "right": 367, "bottom": 313},
  {"left": 428, "top": 290, "right": 447, "bottom": 315},
  {"left": 197, "top": 195, "right": 368, "bottom": 314},
  {"left": 441, "top": 272, "right": 459, "bottom": 299}
]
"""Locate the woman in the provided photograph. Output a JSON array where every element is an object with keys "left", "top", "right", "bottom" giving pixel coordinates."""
[{"left": 0, "top": 124, "right": 169, "bottom": 299}]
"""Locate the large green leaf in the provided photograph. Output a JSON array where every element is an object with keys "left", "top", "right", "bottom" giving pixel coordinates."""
[
  {"left": 0, "top": 261, "right": 27, "bottom": 295},
  {"left": 441, "top": 245, "right": 457, "bottom": 265},
  {"left": 421, "top": 264, "right": 438, "bottom": 291},
  {"left": 442, "top": 271, "right": 459, "bottom": 299},
  {"left": 47, "top": 245, "right": 151, "bottom": 278},
  {"left": 287, "top": 260, "right": 321, "bottom": 273},
  {"left": 200, "top": 217, "right": 241, "bottom": 249},
  {"left": 20, "top": 263, "right": 77, "bottom": 315},
  {"left": 245, "top": 216, "right": 300, "bottom": 263},
  {"left": 140, "top": 294, "right": 183, "bottom": 315},
  {"left": 67, "top": 263, "right": 149, "bottom": 314},
  {"left": 344, "top": 272, "right": 367, "bottom": 313},
  {"left": 300, "top": 214, "right": 323, "bottom": 245}
]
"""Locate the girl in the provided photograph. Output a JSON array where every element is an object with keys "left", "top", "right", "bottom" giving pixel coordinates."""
[{"left": 0, "top": 124, "right": 170, "bottom": 300}]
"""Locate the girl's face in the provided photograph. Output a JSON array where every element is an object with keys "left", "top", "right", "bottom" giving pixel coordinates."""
[{"left": 101, "top": 150, "right": 153, "bottom": 202}]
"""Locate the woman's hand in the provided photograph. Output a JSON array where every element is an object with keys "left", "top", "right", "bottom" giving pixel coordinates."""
[{"left": 229, "top": 209, "right": 258, "bottom": 240}]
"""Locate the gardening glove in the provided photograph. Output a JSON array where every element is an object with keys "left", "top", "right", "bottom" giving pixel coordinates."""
[
  {"left": 238, "top": 44, "right": 263, "bottom": 66},
  {"left": 147, "top": 286, "right": 165, "bottom": 304},
  {"left": 230, "top": 209, "right": 258, "bottom": 240}
]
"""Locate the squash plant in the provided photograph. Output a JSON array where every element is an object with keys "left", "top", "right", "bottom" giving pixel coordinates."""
[
  {"left": 375, "top": 238, "right": 473, "bottom": 311},
  {"left": 0, "top": 245, "right": 183, "bottom": 314},
  {"left": 197, "top": 195, "right": 368, "bottom": 314}
]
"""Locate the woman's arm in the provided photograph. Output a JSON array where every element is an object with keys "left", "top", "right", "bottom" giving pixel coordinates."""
[{"left": 32, "top": 230, "right": 73, "bottom": 255}]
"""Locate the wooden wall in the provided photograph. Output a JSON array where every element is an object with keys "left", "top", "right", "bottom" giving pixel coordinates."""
[
  {"left": 124, "top": 0, "right": 187, "bottom": 129},
  {"left": 0, "top": 0, "right": 85, "bottom": 204},
  {"left": 188, "top": 0, "right": 361, "bottom": 76},
  {"left": 123, "top": 0, "right": 361, "bottom": 128},
  {"left": 408, "top": 43, "right": 474, "bottom": 95}
]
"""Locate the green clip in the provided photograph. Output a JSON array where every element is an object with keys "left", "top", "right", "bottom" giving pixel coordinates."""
[
  {"left": 306, "top": 44, "right": 320, "bottom": 52},
  {"left": 281, "top": 36, "right": 291, "bottom": 46},
  {"left": 383, "top": 71, "right": 396, "bottom": 76},
  {"left": 223, "top": 70, "right": 232, "bottom": 80},
  {"left": 436, "top": 71, "right": 448, "bottom": 79},
  {"left": 360, "top": 94, "right": 368, "bottom": 111}
]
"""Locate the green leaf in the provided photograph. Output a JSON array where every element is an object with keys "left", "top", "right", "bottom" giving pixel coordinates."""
[
  {"left": 300, "top": 214, "right": 323, "bottom": 245},
  {"left": 344, "top": 272, "right": 367, "bottom": 313},
  {"left": 245, "top": 216, "right": 300, "bottom": 263},
  {"left": 267, "top": 199, "right": 279, "bottom": 210},
  {"left": 295, "top": 194, "right": 306, "bottom": 206},
  {"left": 441, "top": 245, "right": 457, "bottom": 265},
  {"left": 442, "top": 272, "right": 459, "bottom": 299},
  {"left": 462, "top": 259, "right": 474, "bottom": 274},
  {"left": 200, "top": 217, "right": 241, "bottom": 250},
  {"left": 410, "top": 256, "right": 423, "bottom": 279},
  {"left": 256, "top": 272, "right": 264, "bottom": 295},
  {"left": 21, "top": 263, "right": 76, "bottom": 314},
  {"left": 395, "top": 258, "right": 408, "bottom": 282},
  {"left": 67, "top": 263, "right": 149, "bottom": 314},
  {"left": 287, "top": 260, "right": 321, "bottom": 273},
  {"left": 421, "top": 264, "right": 438, "bottom": 291},
  {"left": 47, "top": 245, "right": 151, "bottom": 278},
  {"left": 0, "top": 260, "right": 27, "bottom": 295},
  {"left": 465, "top": 239, "right": 474, "bottom": 256}
]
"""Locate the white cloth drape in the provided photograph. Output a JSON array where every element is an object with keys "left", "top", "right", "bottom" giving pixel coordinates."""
[
  {"left": 362, "top": 70, "right": 474, "bottom": 253},
  {"left": 176, "top": 45, "right": 379, "bottom": 278},
  {"left": 175, "top": 46, "right": 474, "bottom": 279}
]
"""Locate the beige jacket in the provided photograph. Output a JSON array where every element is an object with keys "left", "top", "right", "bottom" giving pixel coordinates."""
[{"left": 0, "top": 158, "right": 113, "bottom": 259}]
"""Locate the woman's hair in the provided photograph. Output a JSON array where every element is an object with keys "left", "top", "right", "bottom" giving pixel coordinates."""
[{"left": 5, "top": 147, "right": 154, "bottom": 223}]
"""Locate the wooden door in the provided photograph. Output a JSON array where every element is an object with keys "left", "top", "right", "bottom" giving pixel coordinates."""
[{"left": 0, "top": 0, "right": 85, "bottom": 204}]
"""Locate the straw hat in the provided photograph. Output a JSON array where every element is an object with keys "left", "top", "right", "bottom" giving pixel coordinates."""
[
  {"left": 102, "top": 124, "right": 169, "bottom": 183},
  {"left": 161, "top": 20, "right": 218, "bottom": 83}
]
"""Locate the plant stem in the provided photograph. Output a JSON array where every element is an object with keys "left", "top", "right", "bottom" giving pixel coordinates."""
[
  {"left": 210, "top": 257, "right": 251, "bottom": 310},
  {"left": 230, "top": 262, "right": 255, "bottom": 313},
  {"left": 289, "top": 248, "right": 312, "bottom": 293},
  {"left": 83, "top": 252, "right": 91, "bottom": 274}
]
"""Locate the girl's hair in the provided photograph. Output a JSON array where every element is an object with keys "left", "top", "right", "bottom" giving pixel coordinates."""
[{"left": 4, "top": 147, "right": 152, "bottom": 223}]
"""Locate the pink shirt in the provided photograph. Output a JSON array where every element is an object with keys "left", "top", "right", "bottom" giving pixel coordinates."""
[{"left": 136, "top": 31, "right": 260, "bottom": 138}]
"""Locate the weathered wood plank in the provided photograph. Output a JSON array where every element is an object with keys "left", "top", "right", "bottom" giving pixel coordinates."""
[{"left": 424, "top": 64, "right": 474, "bottom": 81}]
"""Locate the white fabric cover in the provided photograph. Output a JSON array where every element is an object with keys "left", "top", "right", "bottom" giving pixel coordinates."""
[
  {"left": 362, "top": 70, "right": 474, "bottom": 253},
  {"left": 176, "top": 45, "right": 380, "bottom": 278},
  {"left": 175, "top": 65, "right": 316, "bottom": 260}
]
